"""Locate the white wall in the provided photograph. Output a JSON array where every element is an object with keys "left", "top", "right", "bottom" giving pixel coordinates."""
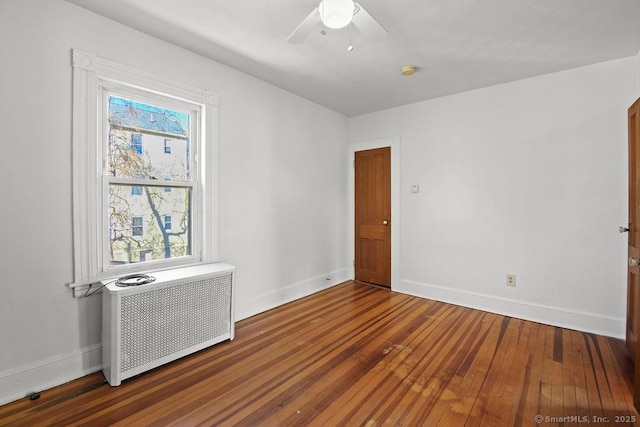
[
  {"left": 349, "top": 57, "right": 638, "bottom": 338},
  {"left": 0, "top": 0, "right": 349, "bottom": 405}
]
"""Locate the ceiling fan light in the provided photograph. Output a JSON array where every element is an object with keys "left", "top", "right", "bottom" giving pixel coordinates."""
[{"left": 318, "top": 0, "right": 355, "bottom": 29}]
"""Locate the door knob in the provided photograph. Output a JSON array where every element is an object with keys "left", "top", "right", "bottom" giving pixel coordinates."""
[
  {"left": 620, "top": 226, "right": 630, "bottom": 233},
  {"left": 382, "top": 220, "right": 389, "bottom": 225},
  {"left": 630, "top": 257, "right": 640, "bottom": 267}
]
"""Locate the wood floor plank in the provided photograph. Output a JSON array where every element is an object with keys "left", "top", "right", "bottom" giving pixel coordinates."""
[
  {"left": 1, "top": 281, "right": 638, "bottom": 426},
  {"left": 537, "top": 324, "right": 555, "bottom": 424},
  {"left": 373, "top": 306, "right": 484, "bottom": 425},
  {"left": 570, "top": 329, "right": 593, "bottom": 420},
  {"left": 597, "top": 336, "right": 636, "bottom": 425},
  {"left": 501, "top": 319, "right": 534, "bottom": 426},
  {"left": 550, "top": 328, "right": 565, "bottom": 422},
  {"left": 312, "top": 299, "right": 458, "bottom": 426},
  {"left": 463, "top": 316, "right": 512, "bottom": 425},
  {"left": 560, "top": 327, "right": 579, "bottom": 427},
  {"left": 516, "top": 320, "right": 548, "bottom": 426},
  {"left": 418, "top": 310, "right": 491, "bottom": 426},
  {"left": 414, "top": 309, "right": 497, "bottom": 426},
  {"left": 434, "top": 311, "right": 501, "bottom": 426},
  {"left": 223, "top": 298, "right": 424, "bottom": 425},
  {"left": 581, "top": 332, "right": 607, "bottom": 421},
  {"left": 265, "top": 299, "right": 431, "bottom": 425}
]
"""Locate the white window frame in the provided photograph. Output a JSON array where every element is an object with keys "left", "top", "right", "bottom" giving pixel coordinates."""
[
  {"left": 99, "top": 84, "right": 201, "bottom": 273},
  {"left": 69, "top": 49, "right": 219, "bottom": 297}
]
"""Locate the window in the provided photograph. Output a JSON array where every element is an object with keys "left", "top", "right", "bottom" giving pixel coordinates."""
[
  {"left": 131, "top": 133, "right": 143, "bottom": 154},
  {"left": 70, "top": 49, "right": 219, "bottom": 296},
  {"left": 140, "top": 250, "right": 152, "bottom": 262},
  {"left": 106, "top": 94, "right": 193, "bottom": 266},
  {"left": 132, "top": 217, "right": 144, "bottom": 236}
]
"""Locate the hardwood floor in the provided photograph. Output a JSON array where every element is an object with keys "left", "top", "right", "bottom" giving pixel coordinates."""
[{"left": 1, "top": 281, "right": 638, "bottom": 426}]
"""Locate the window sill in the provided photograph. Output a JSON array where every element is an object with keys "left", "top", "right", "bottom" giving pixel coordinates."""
[{"left": 67, "top": 260, "right": 220, "bottom": 298}]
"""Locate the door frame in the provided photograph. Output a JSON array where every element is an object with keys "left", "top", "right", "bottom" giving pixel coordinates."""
[{"left": 348, "top": 136, "right": 401, "bottom": 290}]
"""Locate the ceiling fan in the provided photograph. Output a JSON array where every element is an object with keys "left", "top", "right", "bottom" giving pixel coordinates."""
[{"left": 287, "top": 0, "right": 387, "bottom": 44}]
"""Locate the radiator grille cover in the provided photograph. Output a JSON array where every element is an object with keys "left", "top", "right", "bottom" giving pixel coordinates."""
[
  {"left": 103, "top": 264, "right": 235, "bottom": 386},
  {"left": 119, "top": 272, "right": 232, "bottom": 373}
]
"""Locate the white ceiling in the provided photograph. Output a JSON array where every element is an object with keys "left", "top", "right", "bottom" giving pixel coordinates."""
[{"left": 66, "top": 0, "right": 640, "bottom": 117}]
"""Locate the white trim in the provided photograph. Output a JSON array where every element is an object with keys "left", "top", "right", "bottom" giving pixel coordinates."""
[
  {"left": 0, "top": 344, "right": 103, "bottom": 406},
  {"left": 203, "top": 91, "right": 220, "bottom": 262},
  {"left": 398, "top": 279, "right": 625, "bottom": 339},
  {"left": 97, "top": 84, "right": 202, "bottom": 276},
  {"left": 72, "top": 50, "right": 100, "bottom": 288},
  {"left": 235, "top": 268, "right": 351, "bottom": 321},
  {"left": 73, "top": 49, "right": 218, "bottom": 106},
  {"left": 348, "top": 137, "right": 401, "bottom": 290},
  {"left": 70, "top": 49, "right": 219, "bottom": 295}
]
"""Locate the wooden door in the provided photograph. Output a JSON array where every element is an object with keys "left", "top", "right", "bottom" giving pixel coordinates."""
[
  {"left": 355, "top": 147, "right": 391, "bottom": 287},
  {"left": 627, "top": 97, "right": 640, "bottom": 410},
  {"left": 628, "top": 98, "right": 640, "bottom": 356}
]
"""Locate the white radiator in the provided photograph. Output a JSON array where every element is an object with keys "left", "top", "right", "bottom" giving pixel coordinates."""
[{"left": 102, "top": 263, "right": 235, "bottom": 386}]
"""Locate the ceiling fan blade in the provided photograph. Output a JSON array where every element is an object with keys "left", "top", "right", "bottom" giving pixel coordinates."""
[
  {"left": 352, "top": 3, "right": 387, "bottom": 42},
  {"left": 287, "top": 8, "right": 321, "bottom": 43}
]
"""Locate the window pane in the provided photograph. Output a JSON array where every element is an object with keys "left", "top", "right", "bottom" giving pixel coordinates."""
[
  {"left": 132, "top": 217, "right": 143, "bottom": 236},
  {"left": 131, "top": 133, "right": 143, "bottom": 154},
  {"left": 108, "top": 96, "right": 191, "bottom": 181},
  {"left": 108, "top": 184, "right": 191, "bottom": 265}
]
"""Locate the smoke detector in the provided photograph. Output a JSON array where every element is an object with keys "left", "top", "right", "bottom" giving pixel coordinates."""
[{"left": 401, "top": 66, "right": 416, "bottom": 76}]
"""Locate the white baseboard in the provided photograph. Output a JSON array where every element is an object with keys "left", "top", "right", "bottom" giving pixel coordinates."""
[
  {"left": 235, "top": 268, "right": 351, "bottom": 321},
  {"left": 0, "top": 344, "right": 103, "bottom": 406},
  {"left": 398, "top": 279, "right": 625, "bottom": 339}
]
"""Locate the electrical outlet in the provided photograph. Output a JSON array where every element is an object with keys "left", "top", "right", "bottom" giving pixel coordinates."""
[{"left": 506, "top": 274, "right": 516, "bottom": 287}]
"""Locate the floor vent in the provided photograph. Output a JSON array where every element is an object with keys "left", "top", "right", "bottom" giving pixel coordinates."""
[{"left": 102, "top": 263, "right": 235, "bottom": 386}]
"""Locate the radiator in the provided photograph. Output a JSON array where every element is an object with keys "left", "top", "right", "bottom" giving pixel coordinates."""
[{"left": 102, "top": 263, "right": 235, "bottom": 386}]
